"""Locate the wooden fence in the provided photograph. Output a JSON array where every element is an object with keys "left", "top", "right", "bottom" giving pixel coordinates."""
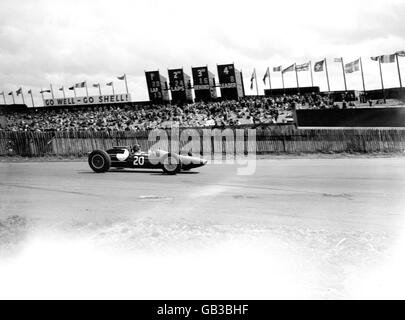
[{"left": 1, "top": 125, "right": 405, "bottom": 157}]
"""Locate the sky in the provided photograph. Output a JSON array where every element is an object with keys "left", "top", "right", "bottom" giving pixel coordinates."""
[{"left": 1, "top": 0, "right": 405, "bottom": 106}]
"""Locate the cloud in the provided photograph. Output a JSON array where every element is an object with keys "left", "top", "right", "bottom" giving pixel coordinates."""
[{"left": 0, "top": 0, "right": 405, "bottom": 103}]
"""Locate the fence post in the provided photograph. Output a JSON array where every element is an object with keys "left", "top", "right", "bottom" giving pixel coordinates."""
[{"left": 282, "top": 135, "right": 286, "bottom": 153}]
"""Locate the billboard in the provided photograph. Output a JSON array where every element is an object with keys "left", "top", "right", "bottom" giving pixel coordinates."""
[
  {"left": 44, "top": 94, "right": 131, "bottom": 107},
  {"left": 192, "top": 66, "right": 217, "bottom": 101},
  {"left": 217, "top": 64, "right": 237, "bottom": 88},
  {"left": 145, "top": 71, "right": 170, "bottom": 103},
  {"left": 168, "top": 68, "right": 193, "bottom": 103},
  {"left": 217, "top": 63, "right": 244, "bottom": 100}
]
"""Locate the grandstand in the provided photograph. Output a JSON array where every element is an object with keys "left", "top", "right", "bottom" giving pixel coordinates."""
[
  {"left": 1, "top": 90, "right": 404, "bottom": 133},
  {"left": 0, "top": 97, "right": 298, "bottom": 132}
]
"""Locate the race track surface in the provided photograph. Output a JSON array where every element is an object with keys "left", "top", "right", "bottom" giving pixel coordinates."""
[{"left": 1, "top": 158, "right": 405, "bottom": 299}]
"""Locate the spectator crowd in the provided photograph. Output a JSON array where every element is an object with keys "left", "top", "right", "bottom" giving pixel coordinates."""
[{"left": 1, "top": 94, "right": 350, "bottom": 132}]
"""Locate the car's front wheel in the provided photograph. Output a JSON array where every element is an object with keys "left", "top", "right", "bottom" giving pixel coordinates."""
[
  {"left": 161, "top": 154, "right": 181, "bottom": 175},
  {"left": 88, "top": 150, "right": 111, "bottom": 173}
]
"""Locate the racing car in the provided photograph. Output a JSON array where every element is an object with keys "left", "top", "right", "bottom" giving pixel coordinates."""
[{"left": 88, "top": 144, "right": 207, "bottom": 175}]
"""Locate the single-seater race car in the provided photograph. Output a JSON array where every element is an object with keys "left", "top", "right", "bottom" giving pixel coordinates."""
[{"left": 88, "top": 144, "right": 207, "bottom": 175}]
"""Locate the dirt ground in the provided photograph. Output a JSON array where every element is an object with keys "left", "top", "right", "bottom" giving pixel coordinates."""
[{"left": 1, "top": 157, "right": 405, "bottom": 299}]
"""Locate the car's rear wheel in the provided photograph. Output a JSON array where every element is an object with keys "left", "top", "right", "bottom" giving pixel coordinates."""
[
  {"left": 161, "top": 154, "right": 181, "bottom": 175},
  {"left": 88, "top": 150, "right": 111, "bottom": 173}
]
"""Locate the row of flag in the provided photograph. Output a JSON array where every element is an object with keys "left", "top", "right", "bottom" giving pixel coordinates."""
[
  {"left": 1, "top": 75, "right": 128, "bottom": 106},
  {"left": 265, "top": 51, "right": 404, "bottom": 75},
  {"left": 252, "top": 50, "right": 405, "bottom": 93},
  {"left": 0, "top": 88, "right": 30, "bottom": 105}
]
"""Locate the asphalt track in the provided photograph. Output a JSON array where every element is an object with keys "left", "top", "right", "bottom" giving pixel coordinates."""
[{"left": 1, "top": 157, "right": 405, "bottom": 299}]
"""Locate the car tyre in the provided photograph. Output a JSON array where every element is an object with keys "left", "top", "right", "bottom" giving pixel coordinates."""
[
  {"left": 161, "top": 153, "right": 181, "bottom": 175},
  {"left": 88, "top": 150, "right": 111, "bottom": 173}
]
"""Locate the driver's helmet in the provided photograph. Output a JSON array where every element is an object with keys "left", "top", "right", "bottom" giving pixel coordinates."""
[{"left": 132, "top": 144, "right": 141, "bottom": 153}]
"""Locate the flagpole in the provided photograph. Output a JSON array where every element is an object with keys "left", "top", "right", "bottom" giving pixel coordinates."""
[
  {"left": 378, "top": 58, "right": 386, "bottom": 102},
  {"left": 11, "top": 93, "right": 15, "bottom": 104},
  {"left": 294, "top": 64, "right": 300, "bottom": 92},
  {"left": 124, "top": 74, "right": 129, "bottom": 95},
  {"left": 98, "top": 85, "right": 102, "bottom": 96},
  {"left": 1, "top": 93, "right": 5, "bottom": 105},
  {"left": 254, "top": 69, "right": 259, "bottom": 96},
  {"left": 21, "top": 89, "right": 26, "bottom": 105},
  {"left": 309, "top": 61, "right": 314, "bottom": 87},
  {"left": 62, "top": 87, "right": 66, "bottom": 99},
  {"left": 359, "top": 57, "right": 366, "bottom": 93},
  {"left": 73, "top": 87, "right": 77, "bottom": 98},
  {"left": 50, "top": 84, "right": 55, "bottom": 99},
  {"left": 85, "top": 82, "right": 89, "bottom": 98},
  {"left": 268, "top": 68, "right": 272, "bottom": 91},
  {"left": 40, "top": 89, "right": 45, "bottom": 105},
  {"left": 112, "top": 83, "right": 115, "bottom": 95},
  {"left": 281, "top": 72, "right": 285, "bottom": 92},
  {"left": 396, "top": 54, "right": 403, "bottom": 88},
  {"left": 29, "top": 91, "right": 35, "bottom": 107},
  {"left": 324, "top": 58, "right": 331, "bottom": 92},
  {"left": 341, "top": 58, "right": 348, "bottom": 91}
]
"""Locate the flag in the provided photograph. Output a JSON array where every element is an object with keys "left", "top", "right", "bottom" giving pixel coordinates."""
[
  {"left": 117, "top": 74, "right": 126, "bottom": 80},
  {"left": 263, "top": 68, "right": 270, "bottom": 84},
  {"left": 16, "top": 88, "right": 22, "bottom": 95},
  {"left": 93, "top": 83, "right": 100, "bottom": 88},
  {"left": 380, "top": 54, "right": 396, "bottom": 63},
  {"left": 295, "top": 62, "right": 310, "bottom": 72},
  {"left": 314, "top": 60, "right": 325, "bottom": 72},
  {"left": 106, "top": 82, "right": 113, "bottom": 86},
  {"left": 40, "top": 89, "right": 51, "bottom": 94},
  {"left": 75, "top": 81, "right": 86, "bottom": 88},
  {"left": 371, "top": 54, "right": 395, "bottom": 63},
  {"left": 282, "top": 64, "right": 295, "bottom": 73},
  {"left": 68, "top": 86, "right": 75, "bottom": 91},
  {"left": 59, "top": 86, "right": 64, "bottom": 91},
  {"left": 273, "top": 66, "right": 282, "bottom": 72},
  {"left": 8, "top": 92, "right": 13, "bottom": 95},
  {"left": 334, "top": 58, "right": 343, "bottom": 63},
  {"left": 250, "top": 69, "right": 256, "bottom": 90},
  {"left": 28, "top": 90, "right": 32, "bottom": 94},
  {"left": 345, "top": 59, "right": 360, "bottom": 73},
  {"left": 0, "top": 91, "right": 3, "bottom": 95},
  {"left": 396, "top": 50, "right": 405, "bottom": 57}
]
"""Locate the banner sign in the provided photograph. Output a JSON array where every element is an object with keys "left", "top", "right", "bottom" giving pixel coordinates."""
[
  {"left": 217, "top": 64, "right": 236, "bottom": 86},
  {"left": 44, "top": 94, "right": 131, "bottom": 107},
  {"left": 192, "top": 66, "right": 210, "bottom": 90},
  {"left": 168, "top": 68, "right": 193, "bottom": 102},
  {"left": 168, "top": 68, "right": 186, "bottom": 92},
  {"left": 145, "top": 71, "right": 169, "bottom": 102},
  {"left": 217, "top": 63, "right": 244, "bottom": 99}
]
